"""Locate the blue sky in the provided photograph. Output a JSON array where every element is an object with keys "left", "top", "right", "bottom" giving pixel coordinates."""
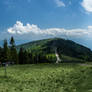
[{"left": 0, "top": 0, "right": 92, "bottom": 49}]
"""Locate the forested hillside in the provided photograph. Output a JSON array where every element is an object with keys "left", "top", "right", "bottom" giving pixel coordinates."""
[
  {"left": 0, "top": 37, "right": 92, "bottom": 64},
  {"left": 17, "top": 38, "right": 92, "bottom": 62}
]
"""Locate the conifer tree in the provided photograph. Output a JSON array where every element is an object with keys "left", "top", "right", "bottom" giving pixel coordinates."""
[
  {"left": 19, "top": 47, "right": 24, "bottom": 64},
  {"left": 24, "top": 50, "right": 30, "bottom": 64},
  {"left": 3, "top": 39, "right": 10, "bottom": 63},
  {"left": 0, "top": 47, "right": 3, "bottom": 62},
  {"left": 10, "top": 37, "right": 18, "bottom": 64}
]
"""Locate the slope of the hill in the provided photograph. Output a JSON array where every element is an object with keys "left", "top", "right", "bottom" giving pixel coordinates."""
[{"left": 17, "top": 38, "right": 92, "bottom": 62}]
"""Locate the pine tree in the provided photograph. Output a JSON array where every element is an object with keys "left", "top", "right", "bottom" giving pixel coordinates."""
[
  {"left": 19, "top": 47, "right": 24, "bottom": 64},
  {"left": 0, "top": 47, "right": 3, "bottom": 63},
  {"left": 24, "top": 50, "right": 30, "bottom": 64},
  {"left": 0, "top": 47, "right": 2, "bottom": 62},
  {"left": 29, "top": 53, "right": 32, "bottom": 64},
  {"left": 10, "top": 37, "right": 15, "bottom": 46},
  {"left": 3, "top": 39, "right": 10, "bottom": 63},
  {"left": 10, "top": 37, "right": 18, "bottom": 64}
]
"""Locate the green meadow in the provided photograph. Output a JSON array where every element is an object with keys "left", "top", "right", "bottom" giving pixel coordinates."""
[{"left": 0, "top": 64, "right": 92, "bottom": 92}]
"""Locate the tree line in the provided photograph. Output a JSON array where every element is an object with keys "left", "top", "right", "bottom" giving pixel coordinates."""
[
  {"left": 0, "top": 37, "right": 18, "bottom": 64},
  {"left": 0, "top": 37, "right": 55, "bottom": 65}
]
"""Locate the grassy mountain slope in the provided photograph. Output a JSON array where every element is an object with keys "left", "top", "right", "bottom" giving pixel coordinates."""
[{"left": 17, "top": 38, "right": 92, "bottom": 62}]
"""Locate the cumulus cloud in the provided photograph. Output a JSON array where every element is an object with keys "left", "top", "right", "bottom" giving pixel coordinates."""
[
  {"left": 0, "top": 21, "right": 89, "bottom": 49},
  {"left": 8, "top": 21, "right": 92, "bottom": 39},
  {"left": 81, "top": 0, "right": 92, "bottom": 13},
  {"left": 8, "top": 21, "right": 41, "bottom": 35},
  {"left": 55, "top": 0, "right": 65, "bottom": 7}
]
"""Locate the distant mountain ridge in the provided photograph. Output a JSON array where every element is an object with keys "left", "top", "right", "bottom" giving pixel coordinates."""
[{"left": 17, "top": 38, "right": 92, "bottom": 62}]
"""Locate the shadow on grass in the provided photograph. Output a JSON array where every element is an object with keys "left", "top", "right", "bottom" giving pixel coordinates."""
[{"left": 0, "top": 75, "right": 12, "bottom": 79}]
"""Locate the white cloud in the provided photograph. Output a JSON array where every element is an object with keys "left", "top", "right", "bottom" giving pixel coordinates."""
[
  {"left": 7, "top": 21, "right": 92, "bottom": 39},
  {"left": 88, "top": 25, "right": 92, "bottom": 29},
  {"left": 8, "top": 21, "right": 41, "bottom": 35},
  {"left": 81, "top": 0, "right": 92, "bottom": 13},
  {"left": 55, "top": 0, "right": 65, "bottom": 7},
  {"left": 0, "top": 20, "right": 90, "bottom": 49}
]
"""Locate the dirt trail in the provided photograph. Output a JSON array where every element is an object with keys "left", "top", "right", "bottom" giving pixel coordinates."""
[{"left": 55, "top": 48, "right": 61, "bottom": 63}]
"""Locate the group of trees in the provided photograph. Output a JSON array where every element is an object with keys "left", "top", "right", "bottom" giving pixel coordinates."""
[
  {"left": 0, "top": 37, "right": 55, "bottom": 64},
  {"left": 0, "top": 37, "right": 18, "bottom": 64}
]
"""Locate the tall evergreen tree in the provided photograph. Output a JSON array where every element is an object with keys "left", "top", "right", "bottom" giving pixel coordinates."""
[
  {"left": 19, "top": 48, "right": 31, "bottom": 64},
  {"left": 10, "top": 37, "right": 15, "bottom": 46},
  {"left": 3, "top": 39, "right": 10, "bottom": 63},
  {"left": 19, "top": 47, "right": 24, "bottom": 64},
  {"left": 0, "top": 47, "right": 2, "bottom": 62},
  {"left": 24, "top": 50, "right": 30, "bottom": 64},
  {"left": 10, "top": 37, "right": 18, "bottom": 64},
  {"left": 29, "top": 53, "right": 32, "bottom": 64}
]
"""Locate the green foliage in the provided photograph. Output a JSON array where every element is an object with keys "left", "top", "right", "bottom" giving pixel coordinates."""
[
  {"left": 0, "top": 37, "right": 18, "bottom": 64},
  {"left": 60, "top": 55, "right": 85, "bottom": 63},
  {"left": 0, "top": 64, "right": 92, "bottom": 92},
  {"left": 0, "top": 47, "right": 3, "bottom": 62},
  {"left": 19, "top": 48, "right": 30, "bottom": 64},
  {"left": 0, "top": 37, "right": 92, "bottom": 64},
  {"left": 10, "top": 37, "right": 18, "bottom": 64},
  {"left": 3, "top": 39, "right": 10, "bottom": 62},
  {"left": 10, "top": 36, "right": 15, "bottom": 46},
  {"left": 46, "top": 54, "right": 56, "bottom": 63},
  {"left": 17, "top": 38, "right": 92, "bottom": 62}
]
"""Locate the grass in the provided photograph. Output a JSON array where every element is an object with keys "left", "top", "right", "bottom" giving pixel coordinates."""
[{"left": 0, "top": 63, "right": 92, "bottom": 92}]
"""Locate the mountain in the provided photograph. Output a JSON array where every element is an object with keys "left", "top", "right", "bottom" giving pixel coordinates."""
[{"left": 17, "top": 38, "right": 92, "bottom": 62}]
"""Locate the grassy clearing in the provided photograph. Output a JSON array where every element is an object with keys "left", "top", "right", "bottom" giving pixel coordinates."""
[{"left": 0, "top": 63, "right": 92, "bottom": 92}]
